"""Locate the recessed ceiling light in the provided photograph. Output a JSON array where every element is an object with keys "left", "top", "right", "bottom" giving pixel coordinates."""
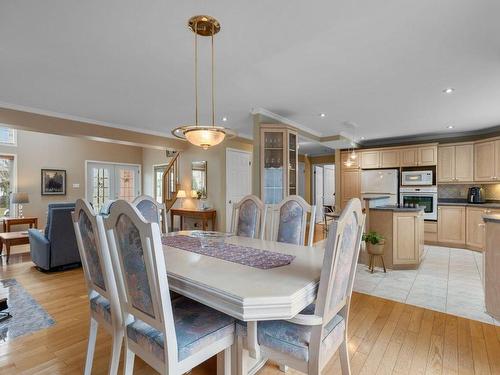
[
  {"left": 360, "top": 136, "right": 365, "bottom": 140},
  {"left": 319, "top": 113, "right": 326, "bottom": 118},
  {"left": 443, "top": 88, "right": 455, "bottom": 94},
  {"left": 221, "top": 116, "right": 228, "bottom": 122},
  {"left": 447, "top": 125, "right": 455, "bottom": 129}
]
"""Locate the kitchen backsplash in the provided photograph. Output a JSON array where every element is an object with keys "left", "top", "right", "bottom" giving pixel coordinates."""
[{"left": 438, "top": 184, "right": 500, "bottom": 200}]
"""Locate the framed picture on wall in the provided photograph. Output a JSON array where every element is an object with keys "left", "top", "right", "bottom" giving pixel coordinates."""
[{"left": 41, "top": 169, "right": 66, "bottom": 195}]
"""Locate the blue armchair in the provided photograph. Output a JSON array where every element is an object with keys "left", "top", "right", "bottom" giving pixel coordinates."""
[{"left": 28, "top": 202, "right": 81, "bottom": 271}]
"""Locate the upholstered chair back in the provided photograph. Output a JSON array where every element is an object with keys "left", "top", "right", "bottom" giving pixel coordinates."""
[
  {"left": 104, "top": 200, "right": 177, "bottom": 364},
  {"left": 72, "top": 199, "right": 122, "bottom": 327},
  {"left": 133, "top": 195, "right": 168, "bottom": 234},
  {"left": 311, "top": 199, "right": 364, "bottom": 355},
  {"left": 272, "top": 195, "right": 316, "bottom": 246},
  {"left": 230, "top": 195, "right": 267, "bottom": 239}
]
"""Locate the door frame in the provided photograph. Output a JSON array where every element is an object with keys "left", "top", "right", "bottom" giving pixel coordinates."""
[
  {"left": 225, "top": 148, "right": 253, "bottom": 232},
  {"left": 84, "top": 160, "right": 142, "bottom": 202}
]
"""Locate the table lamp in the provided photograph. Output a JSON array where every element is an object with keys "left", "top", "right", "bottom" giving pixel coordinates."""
[
  {"left": 11, "top": 192, "right": 29, "bottom": 218},
  {"left": 177, "top": 189, "right": 187, "bottom": 208}
]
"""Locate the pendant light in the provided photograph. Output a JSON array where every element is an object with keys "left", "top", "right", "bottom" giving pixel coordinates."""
[{"left": 172, "top": 15, "right": 235, "bottom": 150}]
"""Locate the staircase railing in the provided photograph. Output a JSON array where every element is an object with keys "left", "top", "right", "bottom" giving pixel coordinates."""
[{"left": 162, "top": 151, "right": 180, "bottom": 212}]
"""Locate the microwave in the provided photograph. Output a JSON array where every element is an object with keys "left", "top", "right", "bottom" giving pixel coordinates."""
[{"left": 401, "top": 170, "right": 433, "bottom": 186}]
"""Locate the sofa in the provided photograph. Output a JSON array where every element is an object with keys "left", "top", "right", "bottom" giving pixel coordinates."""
[{"left": 28, "top": 202, "right": 81, "bottom": 271}]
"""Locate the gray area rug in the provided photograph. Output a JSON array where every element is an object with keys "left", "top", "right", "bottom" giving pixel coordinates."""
[{"left": 0, "top": 278, "right": 55, "bottom": 341}]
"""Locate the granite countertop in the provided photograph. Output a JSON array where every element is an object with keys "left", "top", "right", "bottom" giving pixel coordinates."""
[
  {"left": 371, "top": 205, "right": 425, "bottom": 212},
  {"left": 438, "top": 198, "right": 500, "bottom": 209},
  {"left": 362, "top": 195, "right": 391, "bottom": 201}
]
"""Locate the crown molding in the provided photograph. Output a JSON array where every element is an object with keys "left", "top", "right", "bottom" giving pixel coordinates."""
[{"left": 250, "top": 107, "right": 323, "bottom": 138}]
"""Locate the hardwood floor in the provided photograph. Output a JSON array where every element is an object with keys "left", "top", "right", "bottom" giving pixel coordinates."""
[{"left": 1, "top": 254, "right": 500, "bottom": 374}]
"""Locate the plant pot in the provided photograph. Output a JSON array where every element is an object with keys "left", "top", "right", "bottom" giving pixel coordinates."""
[{"left": 367, "top": 240, "right": 385, "bottom": 255}]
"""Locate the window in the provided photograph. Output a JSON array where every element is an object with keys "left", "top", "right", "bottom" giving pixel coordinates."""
[
  {"left": 154, "top": 165, "right": 167, "bottom": 204},
  {"left": 0, "top": 155, "right": 15, "bottom": 216},
  {"left": 0, "top": 127, "right": 16, "bottom": 146}
]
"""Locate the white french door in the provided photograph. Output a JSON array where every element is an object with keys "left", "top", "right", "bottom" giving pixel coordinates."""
[
  {"left": 86, "top": 161, "right": 141, "bottom": 211},
  {"left": 225, "top": 149, "right": 252, "bottom": 232}
]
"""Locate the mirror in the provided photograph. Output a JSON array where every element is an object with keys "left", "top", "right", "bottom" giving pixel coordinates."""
[{"left": 191, "top": 161, "right": 207, "bottom": 199}]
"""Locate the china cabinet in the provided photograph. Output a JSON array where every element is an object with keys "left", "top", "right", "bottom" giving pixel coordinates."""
[{"left": 260, "top": 125, "right": 298, "bottom": 204}]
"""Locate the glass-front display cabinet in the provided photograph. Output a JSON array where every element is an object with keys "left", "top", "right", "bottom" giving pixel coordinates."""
[{"left": 260, "top": 125, "right": 298, "bottom": 204}]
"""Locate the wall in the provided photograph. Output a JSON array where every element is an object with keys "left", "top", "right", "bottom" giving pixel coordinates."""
[
  {"left": 298, "top": 153, "right": 335, "bottom": 204},
  {"left": 438, "top": 184, "right": 500, "bottom": 200},
  {"left": 1, "top": 129, "right": 143, "bottom": 228},
  {"left": 142, "top": 139, "right": 253, "bottom": 231}
]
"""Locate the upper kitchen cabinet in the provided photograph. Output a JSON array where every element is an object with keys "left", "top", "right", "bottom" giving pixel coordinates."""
[
  {"left": 360, "top": 150, "right": 380, "bottom": 169},
  {"left": 260, "top": 125, "right": 298, "bottom": 204},
  {"left": 400, "top": 145, "right": 437, "bottom": 167},
  {"left": 474, "top": 140, "right": 499, "bottom": 182},
  {"left": 380, "top": 149, "right": 400, "bottom": 168},
  {"left": 438, "top": 143, "right": 474, "bottom": 183},
  {"left": 341, "top": 151, "right": 360, "bottom": 169}
]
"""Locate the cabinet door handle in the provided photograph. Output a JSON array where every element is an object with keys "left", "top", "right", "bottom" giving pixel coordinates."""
[{"left": 479, "top": 223, "right": 485, "bottom": 227}]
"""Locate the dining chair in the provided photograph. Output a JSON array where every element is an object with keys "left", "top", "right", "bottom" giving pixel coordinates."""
[
  {"left": 103, "top": 200, "right": 235, "bottom": 375},
  {"left": 133, "top": 195, "right": 168, "bottom": 234},
  {"left": 237, "top": 198, "right": 365, "bottom": 375},
  {"left": 230, "top": 195, "right": 267, "bottom": 239},
  {"left": 272, "top": 195, "right": 317, "bottom": 246},
  {"left": 72, "top": 199, "right": 124, "bottom": 375}
]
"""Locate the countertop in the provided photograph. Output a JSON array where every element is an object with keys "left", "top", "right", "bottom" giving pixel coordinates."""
[
  {"left": 362, "top": 195, "right": 391, "bottom": 201},
  {"left": 371, "top": 205, "right": 425, "bottom": 212},
  {"left": 438, "top": 198, "right": 500, "bottom": 209},
  {"left": 483, "top": 214, "right": 500, "bottom": 224}
]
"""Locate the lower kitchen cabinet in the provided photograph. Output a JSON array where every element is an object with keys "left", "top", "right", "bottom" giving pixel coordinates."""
[
  {"left": 466, "top": 206, "right": 500, "bottom": 250},
  {"left": 438, "top": 206, "right": 466, "bottom": 246},
  {"left": 393, "top": 211, "right": 424, "bottom": 267}
]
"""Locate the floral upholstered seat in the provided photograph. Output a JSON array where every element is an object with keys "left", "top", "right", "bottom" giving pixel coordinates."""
[
  {"left": 135, "top": 199, "right": 160, "bottom": 225},
  {"left": 90, "top": 294, "right": 112, "bottom": 324},
  {"left": 236, "top": 303, "right": 345, "bottom": 361},
  {"left": 126, "top": 296, "right": 235, "bottom": 361}
]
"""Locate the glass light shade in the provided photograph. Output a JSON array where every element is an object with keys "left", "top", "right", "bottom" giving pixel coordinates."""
[
  {"left": 177, "top": 190, "right": 187, "bottom": 198},
  {"left": 184, "top": 127, "right": 226, "bottom": 150},
  {"left": 350, "top": 150, "right": 357, "bottom": 160}
]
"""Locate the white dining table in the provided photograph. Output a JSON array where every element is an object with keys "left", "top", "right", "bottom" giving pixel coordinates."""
[{"left": 163, "top": 231, "right": 325, "bottom": 374}]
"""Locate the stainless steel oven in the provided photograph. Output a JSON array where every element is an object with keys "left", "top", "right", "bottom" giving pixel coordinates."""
[{"left": 400, "top": 187, "right": 438, "bottom": 220}]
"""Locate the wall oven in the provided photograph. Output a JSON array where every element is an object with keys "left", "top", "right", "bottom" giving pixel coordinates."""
[
  {"left": 401, "top": 170, "right": 433, "bottom": 186},
  {"left": 400, "top": 187, "right": 438, "bottom": 221}
]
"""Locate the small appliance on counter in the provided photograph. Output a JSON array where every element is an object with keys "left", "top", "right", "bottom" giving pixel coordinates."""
[{"left": 467, "top": 186, "right": 486, "bottom": 204}]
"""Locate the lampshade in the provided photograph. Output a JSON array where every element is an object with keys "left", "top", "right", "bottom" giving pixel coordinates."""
[
  {"left": 11, "top": 192, "right": 29, "bottom": 204},
  {"left": 191, "top": 190, "right": 198, "bottom": 198},
  {"left": 177, "top": 190, "right": 187, "bottom": 198}
]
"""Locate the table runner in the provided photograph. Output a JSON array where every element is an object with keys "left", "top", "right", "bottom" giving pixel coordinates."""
[{"left": 162, "top": 235, "right": 295, "bottom": 270}]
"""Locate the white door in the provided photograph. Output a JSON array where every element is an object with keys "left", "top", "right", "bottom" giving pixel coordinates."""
[
  {"left": 314, "top": 165, "right": 324, "bottom": 222},
  {"left": 323, "top": 164, "right": 335, "bottom": 207},
  {"left": 226, "top": 149, "right": 252, "bottom": 232},
  {"left": 87, "top": 162, "right": 141, "bottom": 212}
]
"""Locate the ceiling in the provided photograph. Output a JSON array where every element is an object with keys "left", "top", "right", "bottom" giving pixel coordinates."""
[{"left": 1, "top": 1, "right": 499, "bottom": 141}]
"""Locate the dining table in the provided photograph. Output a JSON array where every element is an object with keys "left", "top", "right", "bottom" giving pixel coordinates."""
[{"left": 162, "top": 231, "right": 326, "bottom": 375}]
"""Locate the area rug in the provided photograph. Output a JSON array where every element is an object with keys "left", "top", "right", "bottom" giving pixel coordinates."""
[{"left": 0, "top": 278, "right": 55, "bottom": 341}]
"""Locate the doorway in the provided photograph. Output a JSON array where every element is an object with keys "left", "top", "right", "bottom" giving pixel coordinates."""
[
  {"left": 86, "top": 161, "right": 141, "bottom": 212},
  {"left": 225, "top": 148, "right": 252, "bottom": 232},
  {"left": 312, "top": 164, "right": 335, "bottom": 222}
]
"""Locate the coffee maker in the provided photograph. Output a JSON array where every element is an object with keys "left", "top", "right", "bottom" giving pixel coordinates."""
[{"left": 467, "top": 186, "right": 485, "bottom": 203}]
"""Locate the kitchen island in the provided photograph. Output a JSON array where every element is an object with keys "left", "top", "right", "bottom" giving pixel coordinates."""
[
  {"left": 484, "top": 214, "right": 500, "bottom": 321},
  {"left": 365, "top": 205, "right": 425, "bottom": 270}
]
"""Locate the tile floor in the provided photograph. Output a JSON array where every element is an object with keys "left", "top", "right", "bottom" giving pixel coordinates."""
[{"left": 353, "top": 245, "right": 500, "bottom": 325}]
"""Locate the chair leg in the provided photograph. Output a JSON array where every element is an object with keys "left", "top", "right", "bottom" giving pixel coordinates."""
[
  {"left": 279, "top": 364, "right": 289, "bottom": 373},
  {"left": 123, "top": 343, "right": 135, "bottom": 375},
  {"left": 217, "top": 347, "right": 232, "bottom": 375},
  {"left": 339, "top": 335, "right": 351, "bottom": 375},
  {"left": 84, "top": 317, "right": 98, "bottom": 375},
  {"left": 381, "top": 256, "right": 387, "bottom": 273},
  {"left": 109, "top": 329, "right": 123, "bottom": 375}
]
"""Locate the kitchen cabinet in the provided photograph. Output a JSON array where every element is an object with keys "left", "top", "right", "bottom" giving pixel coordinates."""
[
  {"left": 466, "top": 207, "right": 500, "bottom": 250},
  {"left": 341, "top": 151, "right": 359, "bottom": 169},
  {"left": 400, "top": 146, "right": 437, "bottom": 167},
  {"left": 393, "top": 211, "right": 424, "bottom": 267},
  {"left": 260, "top": 126, "right": 298, "bottom": 204},
  {"left": 474, "top": 140, "right": 500, "bottom": 182},
  {"left": 340, "top": 169, "right": 360, "bottom": 209},
  {"left": 438, "top": 143, "right": 474, "bottom": 182},
  {"left": 380, "top": 149, "right": 400, "bottom": 168},
  {"left": 438, "top": 206, "right": 466, "bottom": 246},
  {"left": 424, "top": 221, "right": 438, "bottom": 243},
  {"left": 360, "top": 151, "right": 380, "bottom": 169}
]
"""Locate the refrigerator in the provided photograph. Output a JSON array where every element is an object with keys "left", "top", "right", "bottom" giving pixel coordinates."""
[{"left": 361, "top": 169, "right": 399, "bottom": 206}]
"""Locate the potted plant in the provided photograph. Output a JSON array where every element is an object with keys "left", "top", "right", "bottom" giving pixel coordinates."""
[{"left": 362, "top": 231, "right": 385, "bottom": 255}]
